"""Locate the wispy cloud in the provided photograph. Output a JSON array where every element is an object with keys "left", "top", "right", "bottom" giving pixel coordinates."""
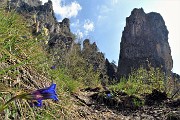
[
  {"left": 97, "top": 15, "right": 107, "bottom": 25},
  {"left": 75, "top": 29, "right": 84, "bottom": 39},
  {"left": 96, "top": 3, "right": 113, "bottom": 26},
  {"left": 71, "top": 19, "right": 94, "bottom": 40},
  {"left": 112, "top": 0, "right": 118, "bottom": 5},
  {"left": 71, "top": 19, "right": 80, "bottom": 28},
  {"left": 83, "top": 19, "right": 94, "bottom": 36},
  {"left": 40, "top": 0, "right": 82, "bottom": 21},
  {"left": 98, "top": 5, "right": 112, "bottom": 14}
]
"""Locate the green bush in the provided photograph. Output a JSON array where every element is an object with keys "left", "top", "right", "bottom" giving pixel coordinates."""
[
  {"left": 61, "top": 43, "right": 101, "bottom": 88},
  {"left": 110, "top": 66, "right": 167, "bottom": 96}
]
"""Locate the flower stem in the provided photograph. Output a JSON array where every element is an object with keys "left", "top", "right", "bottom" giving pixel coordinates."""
[{"left": 0, "top": 93, "right": 28, "bottom": 112}]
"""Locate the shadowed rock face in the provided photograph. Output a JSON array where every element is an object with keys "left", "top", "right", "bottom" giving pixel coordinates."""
[{"left": 117, "top": 8, "right": 173, "bottom": 78}]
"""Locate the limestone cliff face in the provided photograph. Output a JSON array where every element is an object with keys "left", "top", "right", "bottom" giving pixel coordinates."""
[
  {"left": 81, "top": 39, "right": 118, "bottom": 83},
  {"left": 82, "top": 39, "right": 106, "bottom": 75},
  {"left": 5, "top": 0, "right": 74, "bottom": 65},
  {"left": 117, "top": 8, "right": 173, "bottom": 78},
  {"left": 105, "top": 59, "right": 117, "bottom": 82},
  {"left": 6, "top": 0, "right": 73, "bottom": 46}
]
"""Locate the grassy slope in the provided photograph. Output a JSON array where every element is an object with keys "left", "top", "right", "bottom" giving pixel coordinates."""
[{"left": 0, "top": 9, "right": 84, "bottom": 120}]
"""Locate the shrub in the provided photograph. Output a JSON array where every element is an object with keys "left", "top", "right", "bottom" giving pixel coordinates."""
[{"left": 110, "top": 65, "right": 168, "bottom": 96}]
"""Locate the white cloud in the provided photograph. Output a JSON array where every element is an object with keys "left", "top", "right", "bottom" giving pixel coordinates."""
[
  {"left": 98, "top": 5, "right": 112, "bottom": 14},
  {"left": 58, "top": 1, "right": 82, "bottom": 19},
  {"left": 112, "top": 0, "right": 118, "bottom": 5},
  {"left": 40, "top": 0, "right": 82, "bottom": 21},
  {"left": 96, "top": 3, "right": 113, "bottom": 26},
  {"left": 83, "top": 19, "right": 94, "bottom": 35},
  {"left": 71, "top": 19, "right": 80, "bottom": 28},
  {"left": 71, "top": 19, "right": 95, "bottom": 39},
  {"left": 97, "top": 15, "right": 108, "bottom": 24},
  {"left": 75, "top": 29, "right": 83, "bottom": 39},
  {"left": 71, "top": 19, "right": 83, "bottom": 39},
  {"left": 40, "top": 0, "right": 47, "bottom": 4}
]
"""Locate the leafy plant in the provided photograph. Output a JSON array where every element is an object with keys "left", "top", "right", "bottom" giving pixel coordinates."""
[{"left": 110, "top": 65, "right": 169, "bottom": 96}]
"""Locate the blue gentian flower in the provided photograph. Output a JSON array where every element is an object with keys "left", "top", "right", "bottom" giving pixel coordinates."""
[
  {"left": 107, "top": 93, "right": 112, "bottom": 97},
  {"left": 51, "top": 65, "right": 56, "bottom": 69},
  {"left": 29, "top": 83, "right": 58, "bottom": 107},
  {"left": 33, "top": 100, "right": 42, "bottom": 107},
  {"left": 107, "top": 93, "right": 113, "bottom": 98},
  {"left": 0, "top": 84, "right": 59, "bottom": 111}
]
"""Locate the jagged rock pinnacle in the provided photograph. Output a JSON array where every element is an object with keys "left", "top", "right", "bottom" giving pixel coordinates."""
[{"left": 117, "top": 8, "right": 173, "bottom": 78}]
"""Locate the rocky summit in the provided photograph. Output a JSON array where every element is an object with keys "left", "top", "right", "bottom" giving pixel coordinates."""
[{"left": 117, "top": 8, "right": 173, "bottom": 78}]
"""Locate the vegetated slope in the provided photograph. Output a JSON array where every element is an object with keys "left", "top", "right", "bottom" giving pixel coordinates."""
[
  {"left": 0, "top": 7, "right": 122, "bottom": 120},
  {"left": 0, "top": 9, "right": 60, "bottom": 119},
  {"left": 0, "top": 8, "right": 89, "bottom": 119},
  {"left": 4, "top": 0, "right": 117, "bottom": 85},
  {"left": 0, "top": 1, "right": 114, "bottom": 119}
]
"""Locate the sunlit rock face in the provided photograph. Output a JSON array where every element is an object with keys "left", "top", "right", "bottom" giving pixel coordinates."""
[{"left": 117, "top": 8, "right": 173, "bottom": 78}]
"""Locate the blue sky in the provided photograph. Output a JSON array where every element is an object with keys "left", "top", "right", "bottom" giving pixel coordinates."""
[{"left": 41, "top": 0, "right": 180, "bottom": 75}]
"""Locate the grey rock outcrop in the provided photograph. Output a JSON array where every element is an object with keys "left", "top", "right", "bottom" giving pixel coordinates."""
[
  {"left": 117, "top": 8, "right": 173, "bottom": 78},
  {"left": 105, "top": 59, "right": 117, "bottom": 82},
  {"left": 8, "top": 0, "right": 42, "bottom": 7},
  {"left": 4, "top": 0, "right": 74, "bottom": 65},
  {"left": 5, "top": 0, "right": 73, "bottom": 44},
  {"left": 82, "top": 39, "right": 106, "bottom": 74}
]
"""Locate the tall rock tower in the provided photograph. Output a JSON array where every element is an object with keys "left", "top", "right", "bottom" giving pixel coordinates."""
[{"left": 117, "top": 8, "right": 173, "bottom": 78}]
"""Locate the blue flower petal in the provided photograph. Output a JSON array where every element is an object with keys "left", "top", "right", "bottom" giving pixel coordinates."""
[
  {"left": 31, "top": 83, "right": 59, "bottom": 102},
  {"left": 51, "top": 65, "right": 56, "bottom": 69},
  {"left": 41, "top": 84, "right": 56, "bottom": 94},
  {"left": 49, "top": 94, "right": 59, "bottom": 101},
  {"left": 34, "top": 100, "right": 42, "bottom": 107},
  {"left": 41, "top": 89, "right": 55, "bottom": 94},
  {"left": 107, "top": 93, "right": 112, "bottom": 97},
  {"left": 49, "top": 83, "right": 56, "bottom": 89}
]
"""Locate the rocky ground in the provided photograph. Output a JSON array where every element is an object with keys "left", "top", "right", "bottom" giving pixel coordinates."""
[{"left": 71, "top": 88, "right": 180, "bottom": 120}]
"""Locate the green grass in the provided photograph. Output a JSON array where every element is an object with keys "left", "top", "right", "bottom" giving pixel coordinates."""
[
  {"left": 109, "top": 65, "right": 172, "bottom": 97},
  {"left": 0, "top": 9, "right": 77, "bottom": 119},
  {"left": 0, "top": 7, "right": 103, "bottom": 119}
]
